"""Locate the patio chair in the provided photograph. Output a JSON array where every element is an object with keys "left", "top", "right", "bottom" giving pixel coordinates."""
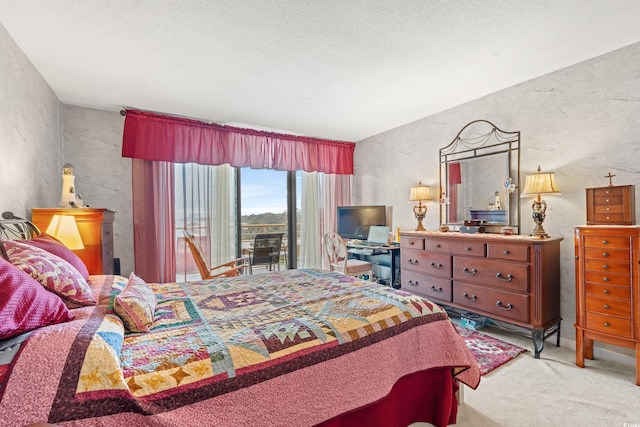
[
  {"left": 183, "top": 230, "right": 247, "bottom": 280},
  {"left": 324, "top": 231, "right": 373, "bottom": 281},
  {"left": 242, "top": 233, "right": 284, "bottom": 274}
]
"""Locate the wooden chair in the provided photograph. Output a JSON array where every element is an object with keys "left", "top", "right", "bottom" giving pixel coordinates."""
[
  {"left": 183, "top": 231, "right": 246, "bottom": 280},
  {"left": 242, "top": 233, "right": 284, "bottom": 274},
  {"left": 324, "top": 231, "right": 373, "bottom": 281}
]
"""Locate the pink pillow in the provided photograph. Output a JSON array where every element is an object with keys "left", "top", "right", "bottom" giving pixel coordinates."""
[
  {"left": 113, "top": 273, "right": 156, "bottom": 333},
  {"left": 24, "top": 233, "right": 90, "bottom": 279},
  {"left": 0, "top": 258, "right": 73, "bottom": 340},
  {"left": 3, "top": 240, "right": 96, "bottom": 307}
]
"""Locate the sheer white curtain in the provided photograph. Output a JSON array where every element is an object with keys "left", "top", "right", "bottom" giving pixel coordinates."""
[
  {"left": 299, "top": 172, "right": 352, "bottom": 269},
  {"left": 175, "top": 163, "right": 236, "bottom": 280}
]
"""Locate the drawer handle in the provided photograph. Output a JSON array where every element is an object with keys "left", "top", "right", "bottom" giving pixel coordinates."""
[
  {"left": 463, "top": 293, "right": 477, "bottom": 302},
  {"left": 462, "top": 267, "right": 477, "bottom": 275},
  {"left": 430, "top": 261, "right": 443, "bottom": 269},
  {"left": 465, "top": 247, "right": 471, "bottom": 251},
  {"left": 606, "top": 216, "right": 610, "bottom": 220},
  {"left": 496, "top": 272, "right": 513, "bottom": 282},
  {"left": 430, "top": 285, "right": 443, "bottom": 293},
  {"left": 603, "top": 277, "right": 610, "bottom": 282},
  {"left": 496, "top": 300, "right": 513, "bottom": 311},
  {"left": 603, "top": 322, "right": 610, "bottom": 327},
  {"left": 502, "top": 250, "right": 510, "bottom": 255},
  {"left": 435, "top": 244, "right": 441, "bottom": 248},
  {"left": 602, "top": 252, "right": 609, "bottom": 257},
  {"left": 603, "top": 289, "right": 610, "bottom": 294},
  {"left": 605, "top": 199, "right": 610, "bottom": 202},
  {"left": 603, "top": 304, "right": 610, "bottom": 309},
  {"left": 408, "top": 259, "right": 419, "bottom": 265},
  {"left": 408, "top": 280, "right": 419, "bottom": 287},
  {"left": 602, "top": 265, "right": 609, "bottom": 270},
  {"left": 410, "top": 241, "right": 415, "bottom": 246},
  {"left": 606, "top": 207, "right": 610, "bottom": 211},
  {"left": 602, "top": 240, "right": 608, "bottom": 244}
]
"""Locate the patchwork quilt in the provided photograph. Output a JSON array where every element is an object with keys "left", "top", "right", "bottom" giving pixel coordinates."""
[{"left": 0, "top": 269, "right": 480, "bottom": 426}]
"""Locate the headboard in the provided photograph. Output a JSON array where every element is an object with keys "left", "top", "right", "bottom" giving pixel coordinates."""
[{"left": 0, "top": 212, "right": 40, "bottom": 240}]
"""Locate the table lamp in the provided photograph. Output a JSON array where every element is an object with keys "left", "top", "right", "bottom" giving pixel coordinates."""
[
  {"left": 409, "top": 181, "right": 431, "bottom": 231},
  {"left": 46, "top": 215, "right": 84, "bottom": 250},
  {"left": 521, "top": 166, "right": 561, "bottom": 238}
]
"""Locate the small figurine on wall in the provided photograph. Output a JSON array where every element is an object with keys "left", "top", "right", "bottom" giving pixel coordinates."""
[{"left": 494, "top": 191, "right": 502, "bottom": 210}]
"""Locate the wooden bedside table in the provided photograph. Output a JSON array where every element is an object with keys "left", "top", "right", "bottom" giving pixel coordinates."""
[{"left": 31, "top": 208, "right": 116, "bottom": 275}]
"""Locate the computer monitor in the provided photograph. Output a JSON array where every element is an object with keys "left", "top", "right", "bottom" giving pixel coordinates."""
[{"left": 336, "top": 205, "right": 386, "bottom": 240}]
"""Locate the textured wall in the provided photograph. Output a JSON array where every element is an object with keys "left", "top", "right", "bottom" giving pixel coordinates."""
[
  {"left": 63, "top": 105, "right": 133, "bottom": 276},
  {"left": 0, "top": 24, "right": 62, "bottom": 217},
  {"left": 354, "top": 41, "right": 640, "bottom": 359}
]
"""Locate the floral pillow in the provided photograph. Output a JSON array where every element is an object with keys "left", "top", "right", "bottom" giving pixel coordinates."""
[
  {"left": 113, "top": 272, "right": 156, "bottom": 333},
  {"left": 3, "top": 239, "right": 95, "bottom": 307},
  {"left": 0, "top": 257, "right": 74, "bottom": 340},
  {"left": 25, "top": 233, "right": 90, "bottom": 279}
]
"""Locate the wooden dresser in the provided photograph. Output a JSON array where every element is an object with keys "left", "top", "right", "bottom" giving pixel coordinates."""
[
  {"left": 31, "top": 208, "right": 116, "bottom": 275},
  {"left": 574, "top": 225, "right": 640, "bottom": 385},
  {"left": 400, "top": 231, "right": 562, "bottom": 358}
]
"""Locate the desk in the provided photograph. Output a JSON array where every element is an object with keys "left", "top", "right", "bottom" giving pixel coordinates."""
[{"left": 346, "top": 242, "right": 401, "bottom": 288}]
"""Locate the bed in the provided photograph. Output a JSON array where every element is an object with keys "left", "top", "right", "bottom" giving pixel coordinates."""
[{"left": 0, "top": 220, "right": 480, "bottom": 427}]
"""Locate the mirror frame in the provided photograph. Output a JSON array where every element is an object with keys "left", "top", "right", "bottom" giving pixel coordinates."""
[{"left": 439, "top": 120, "right": 520, "bottom": 233}]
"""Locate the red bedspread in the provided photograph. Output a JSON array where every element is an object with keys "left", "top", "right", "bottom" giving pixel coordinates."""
[{"left": 0, "top": 269, "right": 479, "bottom": 426}]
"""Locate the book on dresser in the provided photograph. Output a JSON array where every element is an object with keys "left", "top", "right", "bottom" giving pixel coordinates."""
[
  {"left": 399, "top": 230, "right": 563, "bottom": 358},
  {"left": 31, "top": 208, "right": 116, "bottom": 275}
]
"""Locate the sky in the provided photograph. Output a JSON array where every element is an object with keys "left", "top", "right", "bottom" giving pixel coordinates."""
[{"left": 241, "top": 169, "right": 301, "bottom": 216}]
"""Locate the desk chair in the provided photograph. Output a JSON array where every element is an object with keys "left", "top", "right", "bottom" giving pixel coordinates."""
[
  {"left": 183, "top": 231, "right": 246, "bottom": 280},
  {"left": 324, "top": 231, "right": 373, "bottom": 281},
  {"left": 242, "top": 233, "right": 284, "bottom": 274}
]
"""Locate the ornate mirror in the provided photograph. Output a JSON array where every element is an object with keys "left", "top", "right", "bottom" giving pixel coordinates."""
[{"left": 439, "top": 120, "right": 520, "bottom": 233}]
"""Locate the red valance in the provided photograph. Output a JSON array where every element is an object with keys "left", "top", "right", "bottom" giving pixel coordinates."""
[{"left": 121, "top": 110, "right": 355, "bottom": 174}]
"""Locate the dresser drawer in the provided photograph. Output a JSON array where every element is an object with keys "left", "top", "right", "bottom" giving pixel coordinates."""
[
  {"left": 585, "top": 312, "right": 632, "bottom": 338},
  {"left": 591, "top": 186, "right": 626, "bottom": 198},
  {"left": 453, "top": 281, "right": 529, "bottom": 323},
  {"left": 424, "top": 238, "right": 485, "bottom": 257},
  {"left": 584, "top": 247, "right": 629, "bottom": 262},
  {"left": 401, "top": 236, "right": 424, "bottom": 250},
  {"left": 402, "top": 248, "right": 451, "bottom": 278},
  {"left": 102, "top": 223, "right": 114, "bottom": 242},
  {"left": 453, "top": 256, "right": 529, "bottom": 293},
  {"left": 592, "top": 213, "right": 627, "bottom": 223},
  {"left": 585, "top": 282, "right": 631, "bottom": 300},
  {"left": 584, "top": 259, "right": 630, "bottom": 275},
  {"left": 584, "top": 236, "right": 630, "bottom": 249},
  {"left": 586, "top": 295, "right": 631, "bottom": 318},
  {"left": 584, "top": 271, "right": 631, "bottom": 287},
  {"left": 594, "top": 204, "right": 624, "bottom": 214},
  {"left": 487, "top": 243, "right": 529, "bottom": 262},
  {"left": 403, "top": 271, "right": 452, "bottom": 302}
]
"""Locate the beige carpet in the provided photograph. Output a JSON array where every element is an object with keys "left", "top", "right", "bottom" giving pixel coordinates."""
[{"left": 413, "top": 325, "right": 639, "bottom": 427}]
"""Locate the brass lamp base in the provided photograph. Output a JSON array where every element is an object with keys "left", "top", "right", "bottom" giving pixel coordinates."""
[
  {"left": 413, "top": 203, "right": 427, "bottom": 232},
  {"left": 530, "top": 198, "right": 550, "bottom": 239}
]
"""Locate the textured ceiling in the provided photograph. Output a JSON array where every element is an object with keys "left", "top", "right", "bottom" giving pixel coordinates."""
[{"left": 1, "top": 0, "right": 640, "bottom": 141}]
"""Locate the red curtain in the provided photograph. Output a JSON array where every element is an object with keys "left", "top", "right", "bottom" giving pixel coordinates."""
[{"left": 122, "top": 110, "right": 355, "bottom": 174}]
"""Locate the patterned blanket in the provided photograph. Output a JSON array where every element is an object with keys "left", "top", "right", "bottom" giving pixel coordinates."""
[{"left": 0, "top": 269, "right": 480, "bottom": 426}]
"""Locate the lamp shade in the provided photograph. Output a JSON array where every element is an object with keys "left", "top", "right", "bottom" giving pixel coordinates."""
[
  {"left": 521, "top": 166, "right": 560, "bottom": 196},
  {"left": 45, "top": 215, "right": 84, "bottom": 250},
  {"left": 409, "top": 182, "right": 432, "bottom": 202}
]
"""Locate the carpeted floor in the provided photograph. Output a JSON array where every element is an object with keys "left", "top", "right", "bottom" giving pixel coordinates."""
[{"left": 454, "top": 325, "right": 526, "bottom": 375}]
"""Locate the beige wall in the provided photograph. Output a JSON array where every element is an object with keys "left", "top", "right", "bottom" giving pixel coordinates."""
[
  {"left": 0, "top": 23, "right": 62, "bottom": 217},
  {"left": 354, "top": 41, "right": 640, "bottom": 360}
]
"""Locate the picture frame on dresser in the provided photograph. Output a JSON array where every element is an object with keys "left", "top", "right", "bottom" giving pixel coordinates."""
[{"left": 31, "top": 208, "right": 115, "bottom": 275}]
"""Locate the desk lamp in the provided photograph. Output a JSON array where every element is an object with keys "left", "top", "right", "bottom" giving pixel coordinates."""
[
  {"left": 409, "top": 181, "right": 431, "bottom": 231},
  {"left": 46, "top": 215, "right": 84, "bottom": 250},
  {"left": 521, "top": 166, "right": 561, "bottom": 238}
]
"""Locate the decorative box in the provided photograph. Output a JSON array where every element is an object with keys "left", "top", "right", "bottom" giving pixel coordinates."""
[
  {"left": 460, "top": 312, "right": 486, "bottom": 330},
  {"left": 586, "top": 185, "right": 635, "bottom": 225}
]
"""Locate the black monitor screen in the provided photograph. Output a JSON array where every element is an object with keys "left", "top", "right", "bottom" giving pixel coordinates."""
[{"left": 336, "top": 205, "right": 386, "bottom": 240}]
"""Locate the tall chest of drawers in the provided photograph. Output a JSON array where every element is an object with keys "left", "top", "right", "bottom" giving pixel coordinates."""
[
  {"left": 574, "top": 226, "right": 640, "bottom": 385},
  {"left": 32, "top": 208, "right": 116, "bottom": 275},
  {"left": 400, "top": 231, "right": 562, "bottom": 358}
]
